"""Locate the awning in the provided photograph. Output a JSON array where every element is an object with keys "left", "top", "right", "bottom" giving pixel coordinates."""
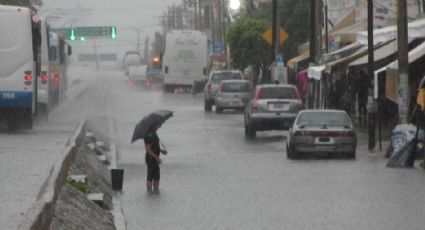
[
  {"left": 308, "top": 65, "right": 325, "bottom": 80},
  {"left": 287, "top": 52, "right": 309, "bottom": 69},
  {"left": 357, "top": 18, "right": 425, "bottom": 45},
  {"left": 325, "top": 40, "right": 391, "bottom": 74},
  {"left": 377, "top": 42, "right": 425, "bottom": 102},
  {"left": 349, "top": 39, "right": 398, "bottom": 67},
  {"left": 320, "top": 42, "right": 364, "bottom": 63}
]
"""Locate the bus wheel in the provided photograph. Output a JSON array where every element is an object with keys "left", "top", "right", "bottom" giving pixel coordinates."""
[{"left": 7, "top": 117, "right": 17, "bottom": 132}]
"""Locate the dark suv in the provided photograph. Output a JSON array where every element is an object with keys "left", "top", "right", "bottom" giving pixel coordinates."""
[{"left": 244, "top": 84, "right": 302, "bottom": 138}]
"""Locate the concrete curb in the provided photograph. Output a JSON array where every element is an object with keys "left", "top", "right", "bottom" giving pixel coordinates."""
[
  {"left": 17, "top": 120, "right": 85, "bottom": 230},
  {"left": 107, "top": 118, "right": 127, "bottom": 230}
]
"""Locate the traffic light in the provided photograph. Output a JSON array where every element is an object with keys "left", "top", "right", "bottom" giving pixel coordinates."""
[
  {"left": 111, "top": 27, "right": 117, "bottom": 39},
  {"left": 70, "top": 27, "right": 76, "bottom": 41}
]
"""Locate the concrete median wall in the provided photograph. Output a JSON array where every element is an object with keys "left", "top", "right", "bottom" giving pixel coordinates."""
[{"left": 17, "top": 119, "right": 119, "bottom": 230}]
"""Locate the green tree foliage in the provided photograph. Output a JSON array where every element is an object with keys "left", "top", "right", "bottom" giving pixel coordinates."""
[
  {"left": 0, "top": 0, "right": 42, "bottom": 9},
  {"left": 152, "top": 32, "right": 164, "bottom": 56},
  {"left": 249, "top": 0, "right": 310, "bottom": 59},
  {"left": 278, "top": 0, "right": 310, "bottom": 59},
  {"left": 226, "top": 15, "right": 269, "bottom": 71}
]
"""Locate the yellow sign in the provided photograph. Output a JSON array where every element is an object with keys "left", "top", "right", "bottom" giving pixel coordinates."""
[{"left": 262, "top": 26, "right": 289, "bottom": 45}]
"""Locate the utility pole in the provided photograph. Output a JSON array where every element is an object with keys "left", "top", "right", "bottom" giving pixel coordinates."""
[
  {"left": 172, "top": 5, "right": 176, "bottom": 30},
  {"left": 198, "top": 0, "right": 203, "bottom": 30},
  {"left": 194, "top": 0, "right": 198, "bottom": 30},
  {"left": 271, "top": 0, "right": 277, "bottom": 65},
  {"left": 324, "top": 0, "right": 328, "bottom": 53},
  {"left": 367, "top": 0, "right": 376, "bottom": 150},
  {"left": 397, "top": 0, "right": 410, "bottom": 124},
  {"left": 310, "top": 0, "right": 322, "bottom": 109}
]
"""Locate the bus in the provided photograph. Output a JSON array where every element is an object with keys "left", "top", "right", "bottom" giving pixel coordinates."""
[
  {"left": 0, "top": 5, "right": 41, "bottom": 130},
  {"left": 37, "top": 17, "right": 51, "bottom": 118},
  {"left": 49, "top": 32, "right": 71, "bottom": 106},
  {"left": 162, "top": 30, "right": 208, "bottom": 92}
]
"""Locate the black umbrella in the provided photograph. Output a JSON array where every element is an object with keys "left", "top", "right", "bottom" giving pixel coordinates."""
[{"left": 131, "top": 110, "right": 173, "bottom": 143}]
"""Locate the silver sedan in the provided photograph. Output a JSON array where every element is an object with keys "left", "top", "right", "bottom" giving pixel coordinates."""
[
  {"left": 215, "top": 80, "right": 251, "bottom": 113},
  {"left": 286, "top": 110, "right": 357, "bottom": 159}
]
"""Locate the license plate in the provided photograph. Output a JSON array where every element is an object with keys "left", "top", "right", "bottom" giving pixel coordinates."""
[
  {"left": 315, "top": 137, "right": 334, "bottom": 144},
  {"left": 269, "top": 103, "right": 288, "bottom": 111},
  {"left": 319, "top": 137, "right": 330, "bottom": 142},
  {"left": 231, "top": 101, "right": 241, "bottom": 106}
]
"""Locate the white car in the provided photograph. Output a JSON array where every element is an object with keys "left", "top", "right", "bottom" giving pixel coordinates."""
[
  {"left": 203, "top": 70, "right": 243, "bottom": 111},
  {"left": 286, "top": 110, "right": 357, "bottom": 159}
]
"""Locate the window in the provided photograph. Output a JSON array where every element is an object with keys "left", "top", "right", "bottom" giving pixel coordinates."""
[
  {"left": 211, "top": 72, "right": 242, "bottom": 83},
  {"left": 222, "top": 82, "right": 250, "bottom": 92},
  {"left": 297, "top": 112, "right": 351, "bottom": 126},
  {"left": 259, "top": 87, "right": 297, "bottom": 99}
]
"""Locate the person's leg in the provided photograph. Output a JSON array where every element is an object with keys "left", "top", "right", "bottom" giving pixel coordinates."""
[
  {"left": 152, "top": 163, "right": 160, "bottom": 194},
  {"left": 146, "top": 163, "right": 154, "bottom": 193}
]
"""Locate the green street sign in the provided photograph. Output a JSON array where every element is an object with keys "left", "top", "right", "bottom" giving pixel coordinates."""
[{"left": 51, "top": 26, "right": 117, "bottom": 40}]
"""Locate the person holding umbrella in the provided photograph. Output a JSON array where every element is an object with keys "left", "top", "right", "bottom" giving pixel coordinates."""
[
  {"left": 144, "top": 123, "right": 168, "bottom": 194},
  {"left": 131, "top": 110, "right": 173, "bottom": 195}
]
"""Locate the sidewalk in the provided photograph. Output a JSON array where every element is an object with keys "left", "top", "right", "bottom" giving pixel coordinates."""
[{"left": 352, "top": 116, "right": 392, "bottom": 158}]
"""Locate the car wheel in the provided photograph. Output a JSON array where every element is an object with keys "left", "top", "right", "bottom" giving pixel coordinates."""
[
  {"left": 286, "top": 144, "right": 293, "bottom": 159},
  {"left": 204, "top": 100, "right": 212, "bottom": 112},
  {"left": 246, "top": 123, "right": 256, "bottom": 139},
  {"left": 286, "top": 143, "right": 298, "bottom": 159},
  {"left": 347, "top": 149, "right": 356, "bottom": 159},
  {"left": 215, "top": 106, "right": 222, "bottom": 114}
]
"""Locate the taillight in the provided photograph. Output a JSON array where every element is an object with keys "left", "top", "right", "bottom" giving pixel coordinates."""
[
  {"left": 254, "top": 88, "right": 261, "bottom": 100},
  {"left": 207, "top": 82, "right": 212, "bottom": 94},
  {"left": 145, "top": 80, "right": 152, "bottom": 87},
  {"left": 40, "top": 71, "right": 48, "bottom": 81},
  {"left": 294, "top": 88, "right": 303, "bottom": 106},
  {"left": 217, "top": 83, "right": 223, "bottom": 92},
  {"left": 24, "top": 71, "right": 32, "bottom": 81},
  {"left": 251, "top": 100, "right": 258, "bottom": 112},
  {"left": 53, "top": 74, "right": 60, "bottom": 81}
]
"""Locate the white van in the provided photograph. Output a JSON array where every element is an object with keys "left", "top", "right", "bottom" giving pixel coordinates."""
[
  {"left": 0, "top": 5, "right": 40, "bottom": 130},
  {"left": 162, "top": 30, "right": 208, "bottom": 92}
]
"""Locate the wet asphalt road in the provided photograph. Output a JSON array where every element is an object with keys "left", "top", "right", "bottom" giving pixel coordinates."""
[
  {"left": 99, "top": 75, "right": 425, "bottom": 229},
  {"left": 1, "top": 67, "right": 424, "bottom": 229}
]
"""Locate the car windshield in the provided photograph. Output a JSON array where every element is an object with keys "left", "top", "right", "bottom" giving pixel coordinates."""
[
  {"left": 211, "top": 72, "right": 242, "bottom": 83},
  {"left": 296, "top": 112, "right": 351, "bottom": 126},
  {"left": 259, "top": 87, "right": 297, "bottom": 99},
  {"left": 221, "top": 82, "right": 250, "bottom": 92}
]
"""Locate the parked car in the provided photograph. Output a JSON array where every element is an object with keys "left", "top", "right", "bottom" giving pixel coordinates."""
[
  {"left": 286, "top": 110, "right": 357, "bottom": 159},
  {"left": 204, "top": 70, "right": 243, "bottom": 111},
  {"left": 215, "top": 80, "right": 251, "bottom": 113},
  {"left": 244, "top": 84, "right": 302, "bottom": 138}
]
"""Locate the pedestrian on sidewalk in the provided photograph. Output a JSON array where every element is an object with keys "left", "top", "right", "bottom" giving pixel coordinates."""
[{"left": 144, "top": 123, "right": 168, "bottom": 194}]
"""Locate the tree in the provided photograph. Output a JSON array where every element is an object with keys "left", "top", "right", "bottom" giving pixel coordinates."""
[
  {"left": 249, "top": 0, "right": 310, "bottom": 60},
  {"left": 151, "top": 32, "right": 164, "bottom": 57},
  {"left": 0, "top": 0, "right": 42, "bottom": 9},
  {"left": 226, "top": 15, "right": 269, "bottom": 71}
]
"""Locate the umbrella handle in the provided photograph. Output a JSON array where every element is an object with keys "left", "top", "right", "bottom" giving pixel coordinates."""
[{"left": 161, "top": 142, "right": 168, "bottom": 154}]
